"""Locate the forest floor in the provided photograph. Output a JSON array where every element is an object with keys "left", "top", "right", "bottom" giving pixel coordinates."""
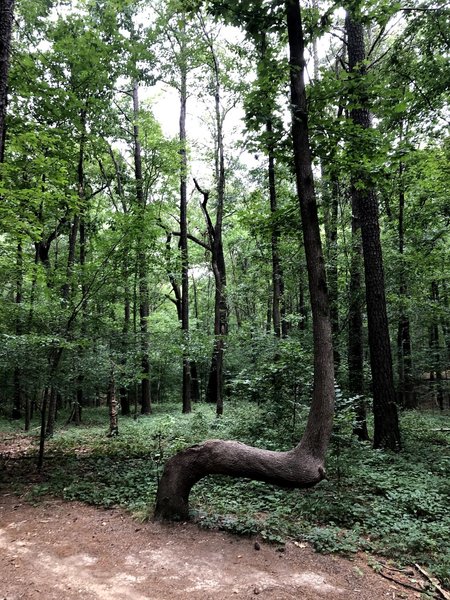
[{"left": 0, "top": 492, "right": 426, "bottom": 600}]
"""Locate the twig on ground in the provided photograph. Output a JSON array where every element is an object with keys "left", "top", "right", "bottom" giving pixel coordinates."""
[
  {"left": 378, "top": 569, "right": 424, "bottom": 593},
  {"left": 415, "top": 564, "right": 450, "bottom": 600}
]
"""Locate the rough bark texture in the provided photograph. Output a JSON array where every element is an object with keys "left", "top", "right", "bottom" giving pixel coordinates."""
[
  {"left": 286, "top": 0, "right": 335, "bottom": 457},
  {"left": 155, "top": 441, "right": 327, "bottom": 521},
  {"left": 196, "top": 178, "right": 227, "bottom": 416},
  {"left": 429, "top": 281, "right": 444, "bottom": 410},
  {"left": 346, "top": 13, "right": 400, "bottom": 450},
  {"left": 348, "top": 184, "right": 369, "bottom": 440},
  {"left": 323, "top": 165, "right": 340, "bottom": 366},
  {"left": 0, "top": 0, "right": 14, "bottom": 162},
  {"left": 154, "top": 0, "right": 334, "bottom": 522}
]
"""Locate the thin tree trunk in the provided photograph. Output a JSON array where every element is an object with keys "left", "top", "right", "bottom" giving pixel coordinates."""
[
  {"left": 195, "top": 177, "right": 227, "bottom": 416},
  {"left": 47, "top": 113, "right": 85, "bottom": 436},
  {"left": 37, "top": 388, "right": 49, "bottom": 470},
  {"left": 12, "top": 242, "right": 23, "bottom": 419},
  {"left": 72, "top": 210, "right": 86, "bottom": 425},
  {"left": 266, "top": 119, "right": 286, "bottom": 338},
  {"left": 0, "top": 0, "right": 14, "bottom": 163},
  {"left": 346, "top": 11, "right": 400, "bottom": 450},
  {"left": 45, "top": 387, "right": 57, "bottom": 438},
  {"left": 396, "top": 157, "right": 415, "bottom": 408},
  {"left": 120, "top": 261, "right": 131, "bottom": 416},
  {"left": 430, "top": 281, "right": 443, "bottom": 410},
  {"left": 133, "top": 82, "right": 151, "bottom": 415},
  {"left": 323, "top": 166, "right": 340, "bottom": 366},
  {"left": 179, "top": 42, "right": 191, "bottom": 414},
  {"left": 195, "top": 31, "right": 228, "bottom": 416},
  {"left": 348, "top": 183, "right": 369, "bottom": 440},
  {"left": 108, "top": 368, "right": 119, "bottom": 436},
  {"left": 62, "top": 113, "right": 85, "bottom": 303}
]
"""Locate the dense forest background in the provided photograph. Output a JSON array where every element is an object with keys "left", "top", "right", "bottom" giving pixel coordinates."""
[
  {"left": 1, "top": 0, "right": 448, "bottom": 429},
  {"left": 0, "top": 0, "right": 449, "bottom": 588}
]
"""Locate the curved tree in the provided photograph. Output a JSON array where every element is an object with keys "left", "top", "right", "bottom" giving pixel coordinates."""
[{"left": 154, "top": 0, "right": 335, "bottom": 521}]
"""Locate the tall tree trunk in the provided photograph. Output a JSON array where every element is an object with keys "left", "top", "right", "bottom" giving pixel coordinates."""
[
  {"left": 154, "top": 0, "right": 334, "bottom": 522},
  {"left": 179, "top": 44, "right": 191, "bottom": 414},
  {"left": 195, "top": 176, "right": 227, "bottom": 416},
  {"left": 286, "top": 0, "right": 335, "bottom": 456},
  {"left": 197, "top": 32, "right": 228, "bottom": 416},
  {"left": 346, "top": 12, "right": 400, "bottom": 450},
  {"left": 133, "top": 82, "right": 151, "bottom": 415},
  {"left": 61, "top": 112, "right": 85, "bottom": 303},
  {"left": 323, "top": 165, "right": 340, "bottom": 366},
  {"left": 429, "top": 281, "right": 443, "bottom": 410},
  {"left": 12, "top": 242, "right": 23, "bottom": 420},
  {"left": 47, "top": 114, "right": 85, "bottom": 436},
  {"left": 120, "top": 260, "right": 131, "bottom": 416},
  {"left": 267, "top": 119, "right": 287, "bottom": 338},
  {"left": 72, "top": 207, "right": 86, "bottom": 425},
  {"left": 0, "top": 0, "right": 14, "bottom": 163},
  {"left": 396, "top": 157, "right": 415, "bottom": 408},
  {"left": 348, "top": 183, "right": 369, "bottom": 440}
]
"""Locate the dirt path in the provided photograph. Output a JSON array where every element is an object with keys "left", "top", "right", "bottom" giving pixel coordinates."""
[{"left": 0, "top": 493, "right": 425, "bottom": 600}]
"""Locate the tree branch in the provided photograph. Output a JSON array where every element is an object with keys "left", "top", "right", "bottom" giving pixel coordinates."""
[
  {"left": 172, "top": 230, "right": 211, "bottom": 252},
  {"left": 193, "top": 178, "right": 215, "bottom": 246}
]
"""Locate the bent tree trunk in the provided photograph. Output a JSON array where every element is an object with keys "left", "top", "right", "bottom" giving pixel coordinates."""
[{"left": 154, "top": 0, "right": 334, "bottom": 521}]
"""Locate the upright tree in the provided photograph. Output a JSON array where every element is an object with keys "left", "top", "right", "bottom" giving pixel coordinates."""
[
  {"left": 345, "top": 10, "right": 400, "bottom": 450},
  {"left": 0, "top": 0, "right": 14, "bottom": 162},
  {"left": 132, "top": 81, "right": 152, "bottom": 415}
]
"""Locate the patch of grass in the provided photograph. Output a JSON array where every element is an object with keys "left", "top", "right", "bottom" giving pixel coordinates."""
[{"left": 1, "top": 405, "right": 449, "bottom": 587}]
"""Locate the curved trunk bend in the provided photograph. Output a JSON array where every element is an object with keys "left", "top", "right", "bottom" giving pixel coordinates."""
[{"left": 154, "top": 440, "right": 326, "bottom": 521}]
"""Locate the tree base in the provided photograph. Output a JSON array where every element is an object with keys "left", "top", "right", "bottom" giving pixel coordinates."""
[{"left": 154, "top": 439, "right": 326, "bottom": 521}]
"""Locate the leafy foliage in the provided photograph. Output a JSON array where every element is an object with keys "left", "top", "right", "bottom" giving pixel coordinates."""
[{"left": 2, "top": 407, "right": 449, "bottom": 585}]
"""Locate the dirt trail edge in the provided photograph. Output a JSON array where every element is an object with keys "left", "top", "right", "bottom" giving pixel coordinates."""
[{"left": 0, "top": 493, "right": 420, "bottom": 600}]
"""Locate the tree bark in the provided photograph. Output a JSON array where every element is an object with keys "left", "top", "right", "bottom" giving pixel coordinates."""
[
  {"left": 133, "top": 82, "right": 151, "bottom": 415},
  {"left": 396, "top": 157, "right": 415, "bottom": 408},
  {"left": 108, "top": 368, "right": 119, "bottom": 436},
  {"left": 195, "top": 179, "right": 227, "bottom": 416},
  {"left": 195, "top": 32, "right": 228, "bottom": 416},
  {"left": 155, "top": 440, "right": 328, "bottom": 521},
  {"left": 429, "top": 281, "right": 443, "bottom": 410},
  {"left": 267, "top": 119, "right": 287, "bottom": 338},
  {"left": 179, "top": 43, "right": 191, "bottom": 414},
  {"left": 346, "top": 12, "right": 400, "bottom": 450},
  {"left": 348, "top": 184, "right": 369, "bottom": 440},
  {"left": 0, "top": 0, "right": 14, "bottom": 163},
  {"left": 323, "top": 165, "right": 340, "bottom": 366},
  {"left": 154, "top": 0, "right": 334, "bottom": 521},
  {"left": 12, "top": 243, "right": 23, "bottom": 420}
]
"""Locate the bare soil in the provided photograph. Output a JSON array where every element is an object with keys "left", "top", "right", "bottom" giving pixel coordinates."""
[{"left": 0, "top": 493, "right": 425, "bottom": 600}]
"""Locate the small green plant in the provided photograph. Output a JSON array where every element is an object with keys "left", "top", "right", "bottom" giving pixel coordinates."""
[{"left": 1, "top": 406, "right": 449, "bottom": 588}]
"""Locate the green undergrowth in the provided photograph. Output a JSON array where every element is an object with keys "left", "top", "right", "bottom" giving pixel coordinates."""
[{"left": 1, "top": 404, "right": 449, "bottom": 587}]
